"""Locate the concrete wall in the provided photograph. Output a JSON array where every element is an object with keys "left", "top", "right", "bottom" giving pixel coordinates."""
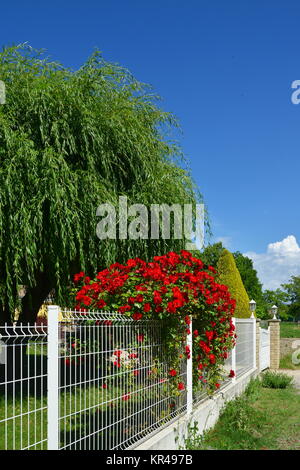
[
  {"left": 132, "top": 368, "right": 258, "bottom": 451},
  {"left": 280, "top": 337, "right": 300, "bottom": 358}
]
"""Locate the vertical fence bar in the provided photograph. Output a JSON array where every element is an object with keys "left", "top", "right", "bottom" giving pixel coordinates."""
[
  {"left": 186, "top": 316, "right": 193, "bottom": 415},
  {"left": 47, "top": 305, "right": 60, "bottom": 450},
  {"left": 231, "top": 317, "right": 236, "bottom": 381}
]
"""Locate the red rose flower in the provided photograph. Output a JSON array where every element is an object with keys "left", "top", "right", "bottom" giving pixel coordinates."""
[
  {"left": 205, "top": 330, "right": 214, "bottom": 342},
  {"left": 178, "top": 382, "right": 185, "bottom": 391},
  {"left": 185, "top": 345, "right": 191, "bottom": 359},
  {"left": 166, "top": 302, "right": 176, "bottom": 314},
  {"left": 209, "top": 354, "right": 216, "bottom": 364},
  {"left": 118, "top": 305, "right": 131, "bottom": 314},
  {"left": 169, "top": 369, "right": 177, "bottom": 377},
  {"left": 199, "top": 341, "right": 211, "bottom": 355},
  {"left": 153, "top": 290, "right": 162, "bottom": 305},
  {"left": 97, "top": 299, "right": 107, "bottom": 309},
  {"left": 132, "top": 312, "right": 143, "bottom": 321},
  {"left": 129, "top": 353, "right": 137, "bottom": 359},
  {"left": 74, "top": 271, "right": 85, "bottom": 283},
  {"left": 135, "top": 294, "right": 144, "bottom": 303}
]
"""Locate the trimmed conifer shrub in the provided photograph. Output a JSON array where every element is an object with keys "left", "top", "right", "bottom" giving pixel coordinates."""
[{"left": 216, "top": 249, "right": 250, "bottom": 318}]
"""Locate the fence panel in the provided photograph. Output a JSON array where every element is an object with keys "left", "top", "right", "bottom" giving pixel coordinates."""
[
  {"left": 57, "top": 310, "right": 187, "bottom": 450},
  {"left": 0, "top": 324, "right": 48, "bottom": 450},
  {"left": 235, "top": 318, "right": 255, "bottom": 377}
]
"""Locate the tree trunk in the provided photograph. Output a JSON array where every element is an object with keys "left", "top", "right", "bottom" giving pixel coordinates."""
[
  {"left": 0, "top": 302, "right": 13, "bottom": 326},
  {"left": 18, "top": 272, "right": 53, "bottom": 324}
]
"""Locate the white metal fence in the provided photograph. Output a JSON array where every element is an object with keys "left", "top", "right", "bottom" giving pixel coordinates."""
[
  {"left": 0, "top": 324, "right": 48, "bottom": 450},
  {"left": 0, "top": 309, "right": 256, "bottom": 450}
]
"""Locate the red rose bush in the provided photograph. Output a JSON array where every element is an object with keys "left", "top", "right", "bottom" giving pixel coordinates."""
[{"left": 72, "top": 250, "right": 236, "bottom": 393}]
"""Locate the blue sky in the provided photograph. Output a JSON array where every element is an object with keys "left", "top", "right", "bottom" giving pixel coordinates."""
[{"left": 1, "top": 0, "right": 300, "bottom": 287}]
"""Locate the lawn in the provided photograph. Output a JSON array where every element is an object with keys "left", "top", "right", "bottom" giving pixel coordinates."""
[
  {"left": 280, "top": 354, "right": 300, "bottom": 370},
  {"left": 0, "top": 340, "right": 188, "bottom": 450},
  {"left": 280, "top": 322, "right": 300, "bottom": 338},
  {"left": 0, "top": 382, "right": 181, "bottom": 450},
  {"left": 185, "top": 377, "right": 300, "bottom": 450}
]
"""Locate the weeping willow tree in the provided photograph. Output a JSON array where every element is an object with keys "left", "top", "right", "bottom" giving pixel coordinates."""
[{"left": 0, "top": 44, "right": 206, "bottom": 324}]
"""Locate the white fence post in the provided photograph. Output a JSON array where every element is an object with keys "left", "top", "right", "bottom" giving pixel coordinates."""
[
  {"left": 231, "top": 317, "right": 236, "bottom": 381},
  {"left": 252, "top": 317, "right": 256, "bottom": 370},
  {"left": 47, "top": 305, "right": 60, "bottom": 450},
  {"left": 186, "top": 316, "right": 193, "bottom": 415}
]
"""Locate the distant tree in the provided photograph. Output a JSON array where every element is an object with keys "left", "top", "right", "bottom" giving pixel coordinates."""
[
  {"left": 216, "top": 249, "right": 250, "bottom": 318},
  {"left": 233, "top": 252, "right": 264, "bottom": 311},
  {"left": 262, "top": 288, "right": 289, "bottom": 320},
  {"left": 200, "top": 242, "right": 224, "bottom": 267},
  {"left": 281, "top": 276, "right": 300, "bottom": 321}
]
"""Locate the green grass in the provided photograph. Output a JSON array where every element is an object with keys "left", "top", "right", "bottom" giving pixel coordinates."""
[
  {"left": 0, "top": 384, "right": 171, "bottom": 450},
  {"left": 0, "top": 380, "right": 175, "bottom": 450},
  {"left": 280, "top": 322, "right": 300, "bottom": 338},
  {"left": 0, "top": 361, "right": 181, "bottom": 451},
  {"left": 0, "top": 344, "right": 184, "bottom": 450},
  {"left": 185, "top": 377, "right": 300, "bottom": 450},
  {"left": 280, "top": 353, "right": 300, "bottom": 370},
  {"left": 0, "top": 394, "right": 47, "bottom": 450}
]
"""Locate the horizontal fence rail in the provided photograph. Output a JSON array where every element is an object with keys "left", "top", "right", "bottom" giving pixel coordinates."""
[{"left": 0, "top": 309, "right": 256, "bottom": 450}]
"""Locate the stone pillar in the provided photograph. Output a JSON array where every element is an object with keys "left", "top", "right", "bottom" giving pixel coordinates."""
[
  {"left": 256, "top": 319, "right": 261, "bottom": 371},
  {"left": 268, "top": 319, "right": 281, "bottom": 370}
]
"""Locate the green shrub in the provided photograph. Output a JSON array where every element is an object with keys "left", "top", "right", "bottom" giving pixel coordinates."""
[
  {"left": 216, "top": 249, "right": 250, "bottom": 318},
  {"left": 261, "top": 371, "right": 293, "bottom": 389}
]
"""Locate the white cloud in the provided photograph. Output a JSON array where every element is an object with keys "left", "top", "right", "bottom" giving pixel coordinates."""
[{"left": 244, "top": 235, "right": 300, "bottom": 290}]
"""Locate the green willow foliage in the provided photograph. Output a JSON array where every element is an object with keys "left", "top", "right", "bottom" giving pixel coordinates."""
[{"left": 0, "top": 44, "right": 206, "bottom": 322}]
